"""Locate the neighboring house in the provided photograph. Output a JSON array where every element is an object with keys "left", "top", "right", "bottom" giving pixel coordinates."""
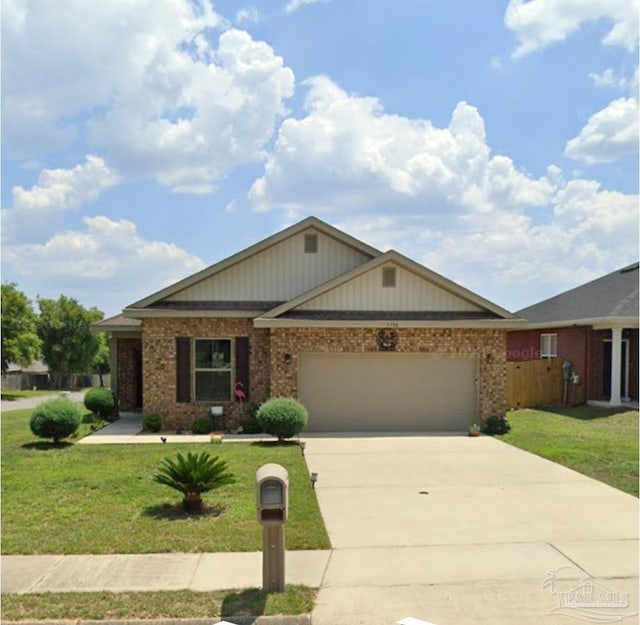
[
  {"left": 95, "top": 217, "right": 524, "bottom": 431},
  {"left": 507, "top": 263, "right": 639, "bottom": 406},
  {"left": 1, "top": 360, "right": 49, "bottom": 391}
]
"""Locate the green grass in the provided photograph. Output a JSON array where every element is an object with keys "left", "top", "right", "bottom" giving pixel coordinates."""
[
  {"left": 1, "top": 408, "right": 330, "bottom": 555},
  {"left": 501, "top": 406, "right": 639, "bottom": 496},
  {"left": 1, "top": 586, "right": 316, "bottom": 620}
]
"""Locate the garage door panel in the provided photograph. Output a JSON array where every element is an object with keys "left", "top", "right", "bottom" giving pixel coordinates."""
[{"left": 298, "top": 353, "right": 476, "bottom": 432}]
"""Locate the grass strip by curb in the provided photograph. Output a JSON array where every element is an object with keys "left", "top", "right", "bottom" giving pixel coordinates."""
[{"left": 1, "top": 587, "right": 316, "bottom": 621}]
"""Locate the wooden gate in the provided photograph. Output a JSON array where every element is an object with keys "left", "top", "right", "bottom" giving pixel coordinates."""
[{"left": 506, "top": 359, "right": 563, "bottom": 409}]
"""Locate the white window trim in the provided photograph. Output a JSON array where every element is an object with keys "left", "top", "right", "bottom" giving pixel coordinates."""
[
  {"left": 193, "top": 337, "right": 234, "bottom": 402},
  {"left": 540, "top": 333, "right": 557, "bottom": 359}
]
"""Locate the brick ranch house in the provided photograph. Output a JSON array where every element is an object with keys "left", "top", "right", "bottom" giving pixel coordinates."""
[
  {"left": 96, "top": 217, "right": 525, "bottom": 432},
  {"left": 507, "top": 263, "right": 639, "bottom": 407}
]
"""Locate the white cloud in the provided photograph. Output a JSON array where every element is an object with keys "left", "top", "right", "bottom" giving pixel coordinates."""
[
  {"left": 589, "top": 67, "right": 633, "bottom": 89},
  {"left": 236, "top": 7, "right": 260, "bottom": 24},
  {"left": 249, "top": 76, "right": 638, "bottom": 310},
  {"left": 11, "top": 156, "right": 119, "bottom": 212},
  {"left": 564, "top": 97, "right": 639, "bottom": 164},
  {"left": 3, "top": 1, "right": 295, "bottom": 194},
  {"left": 2, "top": 156, "right": 120, "bottom": 244},
  {"left": 505, "top": 0, "right": 639, "bottom": 58},
  {"left": 3, "top": 216, "right": 206, "bottom": 313},
  {"left": 285, "top": 0, "right": 328, "bottom": 14},
  {"left": 250, "top": 76, "right": 554, "bottom": 214}
]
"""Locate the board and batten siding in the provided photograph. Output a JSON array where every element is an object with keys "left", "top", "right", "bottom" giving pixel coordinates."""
[
  {"left": 169, "top": 229, "right": 372, "bottom": 302},
  {"left": 297, "top": 263, "right": 483, "bottom": 312}
]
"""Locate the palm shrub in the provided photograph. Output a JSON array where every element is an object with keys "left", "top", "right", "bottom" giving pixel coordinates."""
[
  {"left": 30, "top": 398, "right": 82, "bottom": 444},
  {"left": 84, "top": 387, "right": 116, "bottom": 421},
  {"left": 257, "top": 397, "right": 308, "bottom": 442},
  {"left": 152, "top": 451, "right": 235, "bottom": 513}
]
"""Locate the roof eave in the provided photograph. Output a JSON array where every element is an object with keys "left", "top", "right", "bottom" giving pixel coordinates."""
[
  {"left": 123, "top": 308, "right": 259, "bottom": 319},
  {"left": 511, "top": 316, "right": 640, "bottom": 330},
  {"left": 253, "top": 317, "right": 527, "bottom": 329}
]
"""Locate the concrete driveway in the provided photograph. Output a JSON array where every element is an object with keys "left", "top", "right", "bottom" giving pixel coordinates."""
[{"left": 306, "top": 434, "right": 639, "bottom": 625}]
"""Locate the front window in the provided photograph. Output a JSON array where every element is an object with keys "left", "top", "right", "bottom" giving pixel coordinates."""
[
  {"left": 540, "top": 333, "right": 557, "bottom": 358},
  {"left": 194, "top": 339, "right": 232, "bottom": 401}
]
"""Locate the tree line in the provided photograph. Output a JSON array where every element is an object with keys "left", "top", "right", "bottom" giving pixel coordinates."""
[{"left": 1, "top": 283, "right": 110, "bottom": 388}]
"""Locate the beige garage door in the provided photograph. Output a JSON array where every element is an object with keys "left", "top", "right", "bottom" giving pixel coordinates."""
[{"left": 298, "top": 353, "right": 477, "bottom": 432}]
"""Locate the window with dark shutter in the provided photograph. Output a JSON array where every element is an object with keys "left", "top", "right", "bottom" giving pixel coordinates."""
[
  {"left": 235, "top": 336, "right": 250, "bottom": 400},
  {"left": 176, "top": 337, "right": 191, "bottom": 403}
]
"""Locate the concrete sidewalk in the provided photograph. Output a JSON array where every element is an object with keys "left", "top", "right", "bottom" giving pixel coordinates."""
[{"left": 2, "top": 551, "right": 331, "bottom": 594}]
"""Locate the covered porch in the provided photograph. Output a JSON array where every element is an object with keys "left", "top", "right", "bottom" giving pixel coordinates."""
[{"left": 589, "top": 325, "right": 639, "bottom": 407}]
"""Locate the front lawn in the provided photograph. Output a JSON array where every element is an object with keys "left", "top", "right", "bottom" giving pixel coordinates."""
[
  {"left": 1, "top": 587, "right": 316, "bottom": 621},
  {"left": 1, "top": 408, "right": 330, "bottom": 555},
  {"left": 501, "top": 406, "right": 638, "bottom": 496}
]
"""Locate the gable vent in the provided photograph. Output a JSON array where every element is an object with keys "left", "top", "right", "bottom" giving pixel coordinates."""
[
  {"left": 304, "top": 233, "right": 318, "bottom": 254},
  {"left": 382, "top": 266, "right": 397, "bottom": 288}
]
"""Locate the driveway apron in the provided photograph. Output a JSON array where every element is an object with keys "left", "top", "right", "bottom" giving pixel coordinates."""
[{"left": 305, "top": 434, "right": 639, "bottom": 625}]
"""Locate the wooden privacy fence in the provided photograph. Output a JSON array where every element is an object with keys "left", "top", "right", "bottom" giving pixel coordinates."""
[{"left": 506, "top": 359, "right": 563, "bottom": 409}]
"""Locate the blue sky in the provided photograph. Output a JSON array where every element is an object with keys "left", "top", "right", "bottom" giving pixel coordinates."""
[{"left": 2, "top": 0, "right": 638, "bottom": 317}]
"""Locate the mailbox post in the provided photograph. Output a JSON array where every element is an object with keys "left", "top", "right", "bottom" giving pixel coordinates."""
[{"left": 256, "top": 463, "right": 288, "bottom": 593}]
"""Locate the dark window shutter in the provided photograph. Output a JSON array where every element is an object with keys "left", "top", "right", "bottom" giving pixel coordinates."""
[
  {"left": 235, "top": 336, "right": 250, "bottom": 400},
  {"left": 176, "top": 337, "right": 191, "bottom": 403}
]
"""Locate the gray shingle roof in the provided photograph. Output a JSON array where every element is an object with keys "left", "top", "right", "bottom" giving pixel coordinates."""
[
  {"left": 93, "top": 314, "right": 141, "bottom": 328},
  {"left": 517, "top": 263, "right": 639, "bottom": 324}
]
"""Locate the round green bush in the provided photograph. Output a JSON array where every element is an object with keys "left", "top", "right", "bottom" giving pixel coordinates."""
[
  {"left": 192, "top": 417, "right": 212, "bottom": 434},
  {"left": 30, "top": 398, "right": 82, "bottom": 443},
  {"left": 257, "top": 397, "right": 308, "bottom": 441},
  {"left": 143, "top": 413, "right": 162, "bottom": 432},
  {"left": 84, "top": 387, "right": 116, "bottom": 421}
]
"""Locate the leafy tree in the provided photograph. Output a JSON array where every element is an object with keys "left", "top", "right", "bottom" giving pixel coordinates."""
[
  {"left": 1, "top": 283, "right": 41, "bottom": 374},
  {"left": 37, "top": 295, "right": 104, "bottom": 388}
]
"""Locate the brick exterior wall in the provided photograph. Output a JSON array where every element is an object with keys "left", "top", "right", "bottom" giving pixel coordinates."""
[
  {"left": 508, "top": 327, "right": 589, "bottom": 404},
  {"left": 269, "top": 327, "right": 507, "bottom": 420},
  {"left": 117, "top": 338, "right": 142, "bottom": 411},
  {"left": 509, "top": 326, "right": 638, "bottom": 403},
  {"left": 141, "top": 318, "right": 270, "bottom": 430}
]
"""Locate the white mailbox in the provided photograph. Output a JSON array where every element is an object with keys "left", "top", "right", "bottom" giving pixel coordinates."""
[{"left": 256, "top": 463, "right": 289, "bottom": 524}]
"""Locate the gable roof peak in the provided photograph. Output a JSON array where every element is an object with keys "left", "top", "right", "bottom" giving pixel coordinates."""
[{"left": 124, "top": 215, "right": 381, "bottom": 310}]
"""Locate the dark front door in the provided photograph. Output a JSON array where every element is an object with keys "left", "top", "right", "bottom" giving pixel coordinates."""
[
  {"left": 602, "top": 340, "right": 628, "bottom": 399},
  {"left": 134, "top": 347, "right": 143, "bottom": 409}
]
